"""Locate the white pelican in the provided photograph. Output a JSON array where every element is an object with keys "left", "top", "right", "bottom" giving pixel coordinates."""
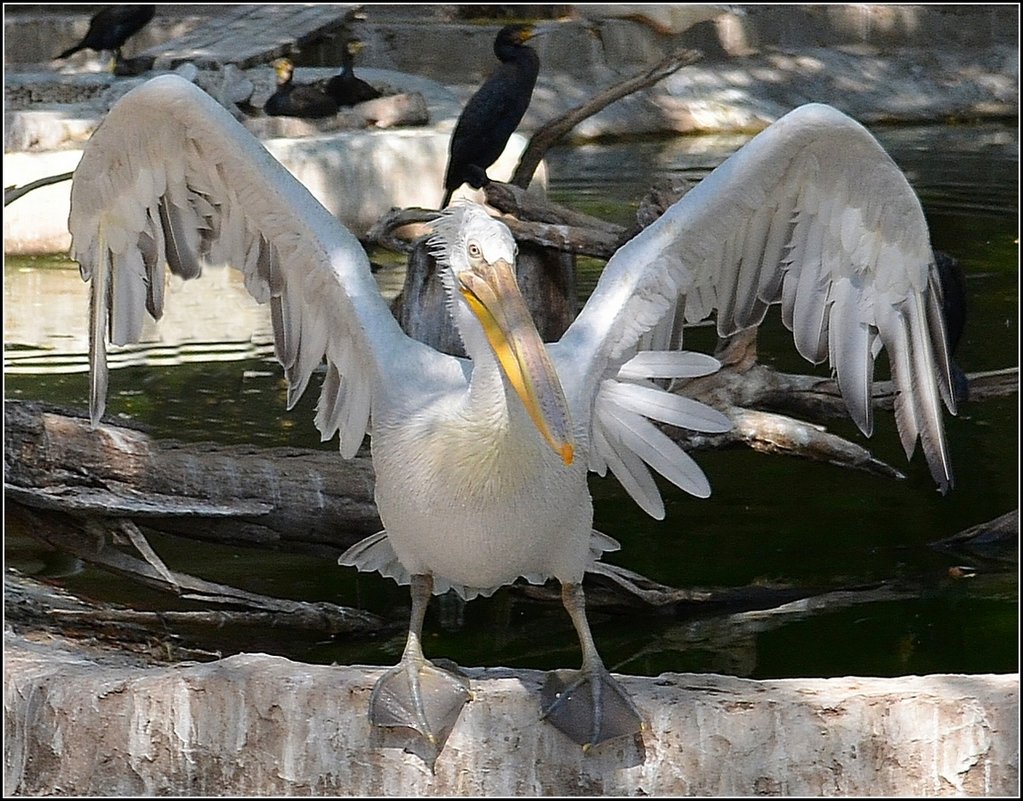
[{"left": 69, "top": 75, "right": 955, "bottom": 755}]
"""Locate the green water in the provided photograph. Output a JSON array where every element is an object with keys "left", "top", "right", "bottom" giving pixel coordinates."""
[{"left": 4, "top": 122, "right": 1018, "bottom": 679}]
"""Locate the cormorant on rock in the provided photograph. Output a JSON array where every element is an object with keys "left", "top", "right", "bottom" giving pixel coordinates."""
[
  {"left": 323, "top": 39, "right": 382, "bottom": 107},
  {"left": 264, "top": 58, "right": 340, "bottom": 119}
]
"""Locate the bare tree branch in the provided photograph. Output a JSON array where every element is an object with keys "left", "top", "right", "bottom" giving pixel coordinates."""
[
  {"left": 512, "top": 48, "right": 704, "bottom": 188},
  {"left": 4, "top": 170, "right": 74, "bottom": 206}
]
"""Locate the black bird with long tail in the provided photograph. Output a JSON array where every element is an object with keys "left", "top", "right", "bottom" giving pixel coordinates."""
[
  {"left": 441, "top": 24, "right": 541, "bottom": 207},
  {"left": 55, "top": 5, "right": 155, "bottom": 63}
]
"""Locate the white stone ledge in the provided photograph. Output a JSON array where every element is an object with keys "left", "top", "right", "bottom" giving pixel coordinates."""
[{"left": 4, "top": 631, "right": 1018, "bottom": 796}]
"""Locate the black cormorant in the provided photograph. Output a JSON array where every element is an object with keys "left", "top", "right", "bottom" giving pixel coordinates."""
[
  {"left": 55, "top": 5, "right": 155, "bottom": 62},
  {"left": 441, "top": 24, "right": 541, "bottom": 207},
  {"left": 323, "top": 39, "right": 382, "bottom": 107},
  {"left": 264, "top": 58, "right": 340, "bottom": 119}
]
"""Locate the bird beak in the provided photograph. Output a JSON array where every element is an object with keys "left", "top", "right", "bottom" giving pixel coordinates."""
[
  {"left": 523, "top": 25, "right": 549, "bottom": 43},
  {"left": 458, "top": 259, "right": 575, "bottom": 466}
]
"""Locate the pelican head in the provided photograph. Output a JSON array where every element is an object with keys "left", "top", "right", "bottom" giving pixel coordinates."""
[{"left": 430, "top": 203, "right": 575, "bottom": 466}]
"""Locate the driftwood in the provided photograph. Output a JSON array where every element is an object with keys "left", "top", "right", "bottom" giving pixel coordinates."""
[
  {"left": 7, "top": 504, "right": 387, "bottom": 639},
  {"left": 930, "top": 509, "right": 1019, "bottom": 563},
  {"left": 365, "top": 193, "right": 623, "bottom": 259},
  {"left": 6, "top": 388, "right": 1016, "bottom": 634},
  {"left": 4, "top": 400, "right": 380, "bottom": 554},
  {"left": 483, "top": 181, "right": 624, "bottom": 233},
  {"left": 9, "top": 393, "right": 1016, "bottom": 640},
  {"left": 7, "top": 353, "right": 1017, "bottom": 566},
  {"left": 0, "top": 383, "right": 913, "bottom": 569}
]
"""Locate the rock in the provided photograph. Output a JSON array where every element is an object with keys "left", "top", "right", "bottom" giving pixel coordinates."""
[{"left": 4, "top": 629, "right": 1018, "bottom": 795}]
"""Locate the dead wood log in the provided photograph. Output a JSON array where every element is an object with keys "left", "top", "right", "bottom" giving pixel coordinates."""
[
  {"left": 930, "top": 509, "right": 1019, "bottom": 563},
  {"left": 9, "top": 353, "right": 1014, "bottom": 566},
  {"left": 7, "top": 506, "right": 387, "bottom": 638},
  {"left": 498, "top": 213, "right": 623, "bottom": 259},
  {"left": 4, "top": 568, "right": 221, "bottom": 664},
  {"left": 4, "top": 628, "right": 1017, "bottom": 796},
  {"left": 12, "top": 353, "right": 1011, "bottom": 582},
  {"left": 689, "top": 360, "right": 1016, "bottom": 480},
  {"left": 366, "top": 198, "right": 620, "bottom": 258},
  {"left": 4, "top": 399, "right": 380, "bottom": 555},
  {"left": 365, "top": 206, "right": 438, "bottom": 253},
  {"left": 483, "top": 181, "right": 627, "bottom": 234},
  {"left": 1, "top": 375, "right": 907, "bottom": 573},
  {"left": 7, "top": 392, "right": 1014, "bottom": 655}
]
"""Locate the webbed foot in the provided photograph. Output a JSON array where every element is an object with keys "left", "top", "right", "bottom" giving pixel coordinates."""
[
  {"left": 541, "top": 581, "right": 645, "bottom": 749},
  {"left": 366, "top": 574, "right": 472, "bottom": 767},
  {"left": 541, "top": 664, "right": 643, "bottom": 749},
  {"left": 370, "top": 655, "right": 472, "bottom": 749}
]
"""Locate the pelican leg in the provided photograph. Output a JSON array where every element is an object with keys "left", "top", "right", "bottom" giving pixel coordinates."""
[
  {"left": 541, "top": 582, "right": 644, "bottom": 749},
  {"left": 369, "top": 574, "right": 472, "bottom": 751}
]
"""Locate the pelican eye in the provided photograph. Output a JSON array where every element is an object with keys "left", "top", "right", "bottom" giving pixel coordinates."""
[{"left": 467, "top": 242, "right": 483, "bottom": 262}]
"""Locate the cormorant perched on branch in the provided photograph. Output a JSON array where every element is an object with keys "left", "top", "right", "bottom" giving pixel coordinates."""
[
  {"left": 55, "top": 5, "right": 155, "bottom": 62},
  {"left": 264, "top": 58, "right": 339, "bottom": 119},
  {"left": 323, "top": 39, "right": 381, "bottom": 107},
  {"left": 441, "top": 24, "right": 541, "bottom": 208}
]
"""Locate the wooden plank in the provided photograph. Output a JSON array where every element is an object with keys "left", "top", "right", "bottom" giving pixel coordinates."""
[{"left": 142, "top": 5, "right": 362, "bottom": 69}]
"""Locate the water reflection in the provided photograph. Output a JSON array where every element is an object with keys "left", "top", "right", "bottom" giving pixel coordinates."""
[
  {"left": 4, "top": 258, "right": 274, "bottom": 375},
  {"left": 544, "top": 122, "right": 1019, "bottom": 223},
  {"left": 4, "top": 255, "right": 409, "bottom": 375},
  {"left": 4, "top": 122, "right": 1018, "bottom": 679}
]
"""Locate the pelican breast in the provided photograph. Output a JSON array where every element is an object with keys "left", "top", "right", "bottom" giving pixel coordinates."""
[{"left": 370, "top": 374, "right": 593, "bottom": 599}]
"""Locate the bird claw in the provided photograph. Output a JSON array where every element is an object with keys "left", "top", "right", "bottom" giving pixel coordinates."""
[
  {"left": 540, "top": 666, "right": 644, "bottom": 749},
  {"left": 369, "top": 658, "right": 472, "bottom": 752}
]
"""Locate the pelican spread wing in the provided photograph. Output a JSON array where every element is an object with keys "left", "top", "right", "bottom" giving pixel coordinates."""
[
  {"left": 554, "top": 103, "right": 955, "bottom": 505},
  {"left": 71, "top": 75, "right": 957, "bottom": 757},
  {"left": 70, "top": 74, "right": 459, "bottom": 459}
]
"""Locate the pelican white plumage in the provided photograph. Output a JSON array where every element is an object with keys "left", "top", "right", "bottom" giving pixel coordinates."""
[{"left": 70, "top": 75, "right": 955, "bottom": 756}]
